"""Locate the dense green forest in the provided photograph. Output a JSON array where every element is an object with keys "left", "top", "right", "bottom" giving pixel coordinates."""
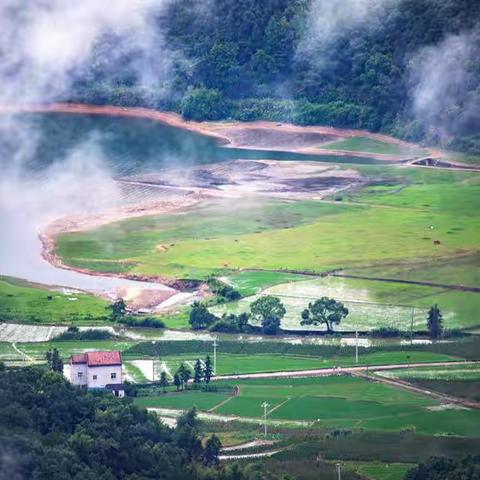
[
  {"left": 0, "top": 366, "right": 282, "bottom": 480},
  {"left": 70, "top": 0, "right": 480, "bottom": 152}
]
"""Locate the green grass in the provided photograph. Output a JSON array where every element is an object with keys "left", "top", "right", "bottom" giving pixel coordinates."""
[
  {"left": 124, "top": 361, "right": 149, "bottom": 383},
  {"left": 134, "top": 391, "right": 229, "bottom": 410},
  {"left": 381, "top": 363, "right": 480, "bottom": 381},
  {"left": 152, "top": 351, "right": 456, "bottom": 377},
  {"left": 56, "top": 169, "right": 480, "bottom": 287},
  {"left": 342, "top": 461, "right": 415, "bottom": 480},
  {"left": 211, "top": 273, "right": 480, "bottom": 330},
  {"left": 0, "top": 276, "right": 109, "bottom": 324},
  {"left": 320, "top": 137, "right": 423, "bottom": 156},
  {"left": 142, "top": 375, "right": 480, "bottom": 436},
  {"left": 225, "top": 270, "right": 311, "bottom": 296}
]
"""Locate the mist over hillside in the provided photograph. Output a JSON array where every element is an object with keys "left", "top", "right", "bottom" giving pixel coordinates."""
[{"left": 62, "top": 0, "right": 480, "bottom": 153}]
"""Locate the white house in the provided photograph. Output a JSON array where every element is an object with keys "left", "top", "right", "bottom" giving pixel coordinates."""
[{"left": 70, "top": 351, "right": 125, "bottom": 397}]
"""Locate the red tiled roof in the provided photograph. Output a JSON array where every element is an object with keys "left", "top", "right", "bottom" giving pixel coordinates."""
[
  {"left": 71, "top": 354, "right": 87, "bottom": 364},
  {"left": 86, "top": 351, "right": 122, "bottom": 367}
]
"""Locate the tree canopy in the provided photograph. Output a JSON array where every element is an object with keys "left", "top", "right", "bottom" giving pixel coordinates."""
[
  {"left": 301, "top": 297, "right": 349, "bottom": 333},
  {"left": 250, "top": 295, "right": 286, "bottom": 335},
  {"left": 0, "top": 366, "right": 284, "bottom": 480}
]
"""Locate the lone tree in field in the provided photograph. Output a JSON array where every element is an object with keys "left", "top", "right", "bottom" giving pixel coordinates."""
[
  {"left": 301, "top": 297, "right": 349, "bottom": 333},
  {"left": 204, "top": 355, "right": 213, "bottom": 383},
  {"left": 189, "top": 301, "right": 217, "bottom": 330},
  {"left": 107, "top": 298, "right": 127, "bottom": 319},
  {"left": 427, "top": 304, "right": 443, "bottom": 339},
  {"left": 159, "top": 371, "right": 169, "bottom": 393},
  {"left": 45, "top": 348, "right": 63, "bottom": 373},
  {"left": 193, "top": 359, "right": 204, "bottom": 383},
  {"left": 250, "top": 295, "right": 286, "bottom": 335}
]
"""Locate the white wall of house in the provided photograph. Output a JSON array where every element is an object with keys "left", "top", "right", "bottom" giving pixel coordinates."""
[
  {"left": 87, "top": 364, "right": 122, "bottom": 388},
  {"left": 70, "top": 363, "right": 88, "bottom": 386}
]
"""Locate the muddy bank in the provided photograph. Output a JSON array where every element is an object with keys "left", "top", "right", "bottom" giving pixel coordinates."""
[
  {"left": 39, "top": 197, "right": 207, "bottom": 293},
  {"left": 1, "top": 102, "right": 426, "bottom": 161},
  {"left": 408, "top": 157, "right": 480, "bottom": 171}
]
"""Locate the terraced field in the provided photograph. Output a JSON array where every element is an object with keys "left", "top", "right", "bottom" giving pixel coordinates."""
[{"left": 137, "top": 375, "right": 480, "bottom": 436}]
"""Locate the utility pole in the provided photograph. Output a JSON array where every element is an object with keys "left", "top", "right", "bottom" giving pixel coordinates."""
[
  {"left": 213, "top": 337, "right": 218, "bottom": 375},
  {"left": 261, "top": 401, "right": 269, "bottom": 437},
  {"left": 355, "top": 330, "right": 359, "bottom": 364},
  {"left": 410, "top": 306, "right": 415, "bottom": 346},
  {"left": 335, "top": 463, "right": 341, "bottom": 480}
]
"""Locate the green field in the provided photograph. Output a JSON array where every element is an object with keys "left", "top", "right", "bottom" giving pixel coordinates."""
[
  {"left": 140, "top": 375, "right": 480, "bottom": 436},
  {"left": 342, "top": 461, "right": 415, "bottom": 480},
  {"left": 381, "top": 363, "right": 480, "bottom": 381},
  {"left": 153, "top": 351, "right": 457, "bottom": 378},
  {"left": 320, "top": 137, "right": 423, "bottom": 156},
  {"left": 380, "top": 363, "right": 480, "bottom": 402},
  {"left": 0, "top": 276, "right": 109, "bottom": 324},
  {"left": 56, "top": 168, "right": 480, "bottom": 334},
  {"left": 212, "top": 273, "right": 480, "bottom": 330},
  {"left": 135, "top": 391, "right": 230, "bottom": 410}
]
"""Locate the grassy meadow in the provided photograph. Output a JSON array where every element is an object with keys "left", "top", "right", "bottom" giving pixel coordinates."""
[
  {"left": 0, "top": 276, "right": 109, "bottom": 324},
  {"left": 56, "top": 168, "right": 480, "bottom": 334},
  {"left": 320, "top": 137, "right": 424, "bottom": 156}
]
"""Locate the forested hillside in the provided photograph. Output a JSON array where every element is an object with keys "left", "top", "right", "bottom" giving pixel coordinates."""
[
  {"left": 71, "top": 0, "right": 480, "bottom": 152},
  {"left": 0, "top": 366, "right": 281, "bottom": 480}
]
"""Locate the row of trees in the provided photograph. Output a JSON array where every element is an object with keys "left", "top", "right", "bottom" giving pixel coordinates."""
[
  {"left": 170, "top": 356, "right": 214, "bottom": 391},
  {"left": 190, "top": 295, "right": 349, "bottom": 335},
  {"left": 189, "top": 296, "right": 447, "bottom": 339}
]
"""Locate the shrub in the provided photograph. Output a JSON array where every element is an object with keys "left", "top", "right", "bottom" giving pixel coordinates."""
[
  {"left": 370, "top": 327, "right": 402, "bottom": 338},
  {"left": 181, "top": 88, "right": 227, "bottom": 121},
  {"left": 54, "top": 327, "right": 114, "bottom": 341},
  {"left": 118, "top": 316, "right": 166, "bottom": 329}
]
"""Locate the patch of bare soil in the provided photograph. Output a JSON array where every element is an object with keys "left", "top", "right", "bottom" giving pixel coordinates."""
[
  {"left": 220, "top": 127, "right": 339, "bottom": 149},
  {"left": 127, "top": 159, "right": 363, "bottom": 200}
]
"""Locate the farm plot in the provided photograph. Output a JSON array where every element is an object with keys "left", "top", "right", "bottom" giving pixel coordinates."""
[
  {"left": 0, "top": 322, "right": 67, "bottom": 342},
  {"left": 146, "top": 351, "right": 456, "bottom": 378},
  {"left": 379, "top": 363, "right": 480, "bottom": 402},
  {"left": 342, "top": 461, "right": 415, "bottom": 480},
  {"left": 212, "top": 274, "right": 479, "bottom": 331},
  {"left": 143, "top": 375, "right": 480, "bottom": 436},
  {"left": 380, "top": 363, "right": 480, "bottom": 381},
  {"left": 17, "top": 340, "right": 137, "bottom": 360}
]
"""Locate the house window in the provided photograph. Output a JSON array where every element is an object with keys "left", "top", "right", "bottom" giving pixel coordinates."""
[
  {"left": 77, "top": 372, "right": 83, "bottom": 378},
  {"left": 111, "top": 372, "right": 117, "bottom": 379},
  {"left": 92, "top": 375, "right": 97, "bottom": 380}
]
